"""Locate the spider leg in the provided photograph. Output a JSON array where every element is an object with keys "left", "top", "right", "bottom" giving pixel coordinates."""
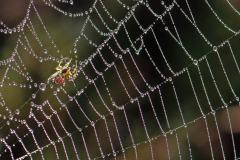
[
  {"left": 47, "top": 71, "right": 61, "bottom": 83},
  {"left": 62, "top": 58, "right": 72, "bottom": 69},
  {"left": 56, "top": 60, "right": 63, "bottom": 71},
  {"left": 71, "top": 61, "right": 78, "bottom": 78}
]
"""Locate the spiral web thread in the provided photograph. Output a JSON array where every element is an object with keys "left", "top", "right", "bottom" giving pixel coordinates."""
[{"left": 0, "top": 0, "right": 240, "bottom": 159}]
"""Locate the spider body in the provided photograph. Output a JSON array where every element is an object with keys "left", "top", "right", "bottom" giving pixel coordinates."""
[
  {"left": 48, "top": 58, "right": 78, "bottom": 85},
  {"left": 53, "top": 75, "right": 65, "bottom": 85},
  {"left": 61, "top": 68, "right": 72, "bottom": 79}
]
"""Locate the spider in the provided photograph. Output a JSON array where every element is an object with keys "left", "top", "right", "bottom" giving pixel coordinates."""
[{"left": 48, "top": 58, "right": 78, "bottom": 85}]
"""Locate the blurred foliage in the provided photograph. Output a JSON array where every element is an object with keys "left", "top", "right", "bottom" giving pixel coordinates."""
[{"left": 0, "top": 0, "right": 240, "bottom": 159}]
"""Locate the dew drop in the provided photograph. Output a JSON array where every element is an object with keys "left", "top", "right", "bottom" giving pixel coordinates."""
[
  {"left": 213, "top": 46, "right": 217, "bottom": 52},
  {"left": 76, "top": 91, "right": 81, "bottom": 96},
  {"left": 130, "top": 99, "right": 134, "bottom": 103},
  {"left": 43, "top": 49, "right": 48, "bottom": 54},
  {"left": 69, "top": 97, "right": 73, "bottom": 101},
  {"left": 9, "top": 114, "right": 13, "bottom": 120},
  {"left": 30, "top": 102, "right": 34, "bottom": 107},
  {"left": 193, "top": 60, "right": 198, "bottom": 66},
  {"left": 39, "top": 83, "right": 46, "bottom": 91},
  {"left": 236, "top": 97, "right": 239, "bottom": 101},
  {"left": 168, "top": 77, "right": 172, "bottom": 82},
  {"left": 73, "top": 48, "right": 77, "bottom": 54},
  {"left": 32, "top": 94, "right": 36, "bottom": 99},
  {"left": 110, "top": 111, "right": 114, "bottom": 116},
  {"left": 15, "top": 109, "right": 20, "bottom": 115}
]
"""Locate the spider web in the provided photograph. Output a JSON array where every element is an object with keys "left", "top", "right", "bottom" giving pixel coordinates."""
[{"left": 0, "top": 0, "right": 240, "bottom": 159}]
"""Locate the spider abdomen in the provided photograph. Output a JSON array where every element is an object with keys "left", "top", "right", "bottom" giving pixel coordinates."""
[{"left": 54, "top": 76, "right": 65, "bottom": 85}]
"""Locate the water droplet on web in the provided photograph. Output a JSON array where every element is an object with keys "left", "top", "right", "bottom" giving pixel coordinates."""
[
  {"left": 39, "top": 83, "right": 46, "bottom": 91},
  {"left": 150, "top": 87, "right": 154, "bottom": 92},
  {"left": 32, "top": 94, "right": 36, "bottom": 99},
  {"left": 30, "top": 102, "right": 34, "bottom": 107},
  {"left": 168, "top": 77, "right": 172, "bottom": 82},
  {"left": 213, "top": 46, "right": 217, "bottom": 52},
  {"left": 6, "top": 121, "right": 10, "bottom": 125},
  {"left": 9, "top": 114, "right": 13, "bottom": 120},
  {"left": 43, "top": 49, "right": 48, "bottom": 54},
  {"left": 15, "top": 109, "right": 20, "bottom": 115},
  {"left": 130, "top": 99, "right": 134, "bottom": 103},
  {"left": 236, "top": 97, "right": 239, "bottom": 101},
  {"left": 193, "top": 60, "right": 198, "bottom": 66},
  {"left": 84, "top": 60, "right": 88, "bottom": 65},
  {"left": 69, "top": 97, "right": 73, "bottom": 101},
  {"left": 76, "top": 91, "right": 81, "bottom": 96},
  {"left": 133, "top": 145, "right": 136, "bottom": 149},
  {"left": 73, "top": 49, "right": 77, "bottom": 54},
  {"left": 89, "top": 8, "right": 93, "bottom": 13},
  {"left": 211, "top": 111, "right": 215, "bottom": 115}
]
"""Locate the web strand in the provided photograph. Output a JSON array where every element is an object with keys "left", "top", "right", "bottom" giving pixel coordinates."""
[{"left": 0, "top": 0, "right": 240, "bottom": 159}]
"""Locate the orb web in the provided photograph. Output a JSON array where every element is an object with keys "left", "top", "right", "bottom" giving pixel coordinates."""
[{"left": 0, "top": 0, "right": 240, "bottom": 159}]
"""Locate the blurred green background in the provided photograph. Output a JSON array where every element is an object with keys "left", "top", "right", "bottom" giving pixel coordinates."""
[{"left": 0, "top": 0, "right": 240, "bottom": 159}]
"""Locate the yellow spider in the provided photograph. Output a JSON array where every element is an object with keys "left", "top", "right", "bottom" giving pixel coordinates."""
[{"left": 48, "top": 58, "right": 78, "bottom": 85}]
